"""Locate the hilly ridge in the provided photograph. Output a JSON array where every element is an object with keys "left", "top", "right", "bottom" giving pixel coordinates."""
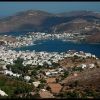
[
  {"left": 0, "top": 10, "right": 99, "bottom": 33},
  {"left": 0, "top": 10, "right": 100, "bottom": 43}
]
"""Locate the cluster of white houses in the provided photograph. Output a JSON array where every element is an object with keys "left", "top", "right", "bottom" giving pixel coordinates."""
[
  {"left": 0, "top": 46, "right": 97, "bottom": 67},
  {"left": 0, "top": 40, "right": 99, "bottom": 82},
  {"left": 2, "top": 32, "right": 84, "bottom": 48}
]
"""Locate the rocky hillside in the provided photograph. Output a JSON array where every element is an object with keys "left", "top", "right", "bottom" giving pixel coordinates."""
[
  {"left": 61, "top": 67, "right": 100, "bottom": 88},
  {"left": 0, "top": 10, "right": 99, "bottom": 33},
  {"left": 85, "top": 32, "right": 100, "bottom": 43},
  {"left": 0, "top": 10, "right": 55, "bottom": 33},
  {"left": 60, "top": 67, "right": 100, "bottom": 98}
]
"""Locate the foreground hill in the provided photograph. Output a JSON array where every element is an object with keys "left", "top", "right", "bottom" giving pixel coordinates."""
[
  {"left": 61, "top": 68, "right": 100, "bottom": 88},
  {"left": 60, "top": 67, "right": 100, "bottom": 98}
]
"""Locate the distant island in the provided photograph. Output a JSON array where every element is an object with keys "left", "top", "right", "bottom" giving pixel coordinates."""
[{"left": 0, "top": 10, "right": 100, "bottom": 43}]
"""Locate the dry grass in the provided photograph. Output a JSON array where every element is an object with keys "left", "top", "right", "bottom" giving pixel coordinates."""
[{"left": 61, "top": 68, "right": 100, "bottom": 89}]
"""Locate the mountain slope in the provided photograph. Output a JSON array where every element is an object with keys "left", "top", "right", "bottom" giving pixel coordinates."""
[
  {"left": 0, "top": 10, "right": 99, "bottom": 35},
  {"left": 0, "top": 10, "right": 55, "bottom": 33}
]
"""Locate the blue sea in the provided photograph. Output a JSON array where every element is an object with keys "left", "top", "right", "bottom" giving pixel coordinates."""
[
  {"left": 15, "top": 39, "right": 100, "bottom": 57},
  {"left": 2, "top": 32, "right": 100, "bottom": 57}
]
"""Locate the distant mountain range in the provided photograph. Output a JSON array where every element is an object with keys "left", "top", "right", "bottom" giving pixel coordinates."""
[{"left": 0, "top": 10, "right": 100, "bottom": 43}]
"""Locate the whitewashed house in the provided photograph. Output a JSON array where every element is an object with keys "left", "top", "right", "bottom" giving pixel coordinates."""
[
  {"left": 32, "top": 81, "right": 41, "bottom": 87},
  {"left": 0, "top": 89, "right": 8, "bottom": 96},
  {"left": 24, "top": 76, "right": 31, "bottom": 82},
  {"left": 89, "top": 63, "right": 95, "bottom": 69}
]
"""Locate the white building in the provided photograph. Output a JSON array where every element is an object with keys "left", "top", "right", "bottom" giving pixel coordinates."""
[
  {"left": 24, "top": 76, "right": 31, "bottom": 82},
  {"left": 81, "top": 64, "right": 87, "bottom": 69},
  {"left": 89, "top": 63, "right": 95, "bottom": 69},
  {"left": 0, "top": 89, "right": 8, "bottom": 96},
  {"left": 32, "top": 81, "right": 41, "bottom": 87}
]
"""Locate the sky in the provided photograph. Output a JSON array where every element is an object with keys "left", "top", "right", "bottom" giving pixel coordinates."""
[{"left": 0, "top": 2, "right": 100, "bottom": 17}]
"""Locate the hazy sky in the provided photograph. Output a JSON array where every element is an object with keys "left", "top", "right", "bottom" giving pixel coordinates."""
[{"left": 0, "top": 2, "right": 100, "bottom": 17}]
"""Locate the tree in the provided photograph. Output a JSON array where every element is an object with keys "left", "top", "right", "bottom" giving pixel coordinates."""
[
  {"left": 38, "top": 83, "right": 45, "bottom": 89},
  {"left": 40, "top": 78, "right": 46, "bottom": 83},
  {"left": 52, "top": 62, "right": 60, "bottom": 68},
  {"left": 46, "top": 86, "right": 51, "bottom": 91},
  {"left": 6, "top": 64, "right": 12, "bottom": 70},
  {"left": 31, "top": 70, "right": 37, "bottom": 76},
  {"left": 69, "top": 81, "right": 79, "bottom": 88},
  {"left": 62, "top": 71, "right": 69, "bottom": 79},
  {"left": 63, "top": 91, "right": 80, "bottom": 98},
  {"left": 43, "top": 62, "right": 49, "bottom": 68},
  {"left": 14, "top": 58, "right": 23, "bottom": 65},
  {"left": 72, "top": 66, "right": 83, "bottom": 72}
]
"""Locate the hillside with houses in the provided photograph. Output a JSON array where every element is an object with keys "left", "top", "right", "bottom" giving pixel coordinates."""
[{"left": 0, "top": 47, "right": 100, "bottom": 98}]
